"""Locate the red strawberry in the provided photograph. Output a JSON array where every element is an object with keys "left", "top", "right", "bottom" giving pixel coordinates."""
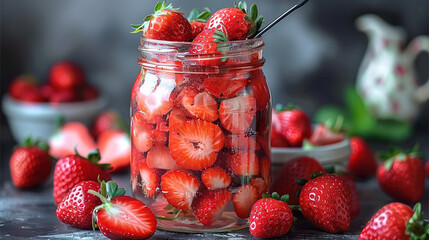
[
  {"left": 139, "top": 162, "right": 161, "bottom": 197},
  {"left": 271, "top": 156, "right": 325, "bottom": 205},
  {"left": 187, "top": 8, "right": 211, "bottom": 39},
  {"left": 49, "top": 89, "right": 78, "bottom": 103},
  {"left": 169, "top": 119, "right": 224, "bottom": 170},
  {"left": 98, "top": 129, "right": 131, "bottom": 173},
  {"left": 48, "top": 121, "right": 97, "bottom": 159},
  {"left": 249, "top": 70, "right": 270, "bottom": 109},
  {"left": 203, "top": 73, "right": 247, "bottom": 98},
  {"left": 160, "top": 170, "right": 200, "bottom": 211},
  {"left": 250, "top": 177, "right": 268, "bottom": 196},
  {"left": 81, "top": 84, "right": 99, "bottom": 101},
  {"left": 347, "top": 137, "right": 377, "bottom": 179},
  {"left": 299, "top": 174, "right": 351, "bottom": 233},
  {"left": 205, "top": 1, "right": 263, "bottom": 40},
  {"left": 224, "top": 134, "right": 260, "bottom": 151},
  {"left": 8, "top": 75, "right": 40, "bottom": 101},
  {"left": 90, "top": 181, "right": 157, "bottom": 240},
  {"left": 377, "top": 146, "right": 425, "bottom": 203},
  {"left": 176, "top": 85, "right": 218, "bottom": 122},
  {"left": 309, "top": 123, "right": 346, "bottom": 146},
  {"left": 92, "top": 110, "right": 126, "bottom": 140},
  {"left": 131, "top": 1, "right": 192, "bottom": 41},
  {"left": 249, "top": 193, "right": 293, "bottom": 238},
  {"left": 201, "top": 166, "right": 231, "bottom": 190},
  {"left": 192, "top": 189, "right": 233, "bottom": 226},
  {"left": 359, "top": 202, "right": 428, "bottom": 240},
  {"left": 56, "top": 180, "right": 101, "bottom": 229},
  {"left": 227, "top": 150, "right": 259, "bottom": 176},
  {"left": 135, "top": 72, "right": 175, "bottom": 122},
  {"left": 49, "top": 61, "right": 85, "bottom": 90},
  {"left": 271, "top": 127, "right": 289, "bottom": 147},
  {"left": 131, "top": 145, "right": 145, "bottom": 180},
  {"left": 131, "top": 113, "right": 154, "bottom": 153},
  {"left": 189, "top": 29, "right": 229, "bottom": 66},
  {"left": 40, "top": 84, "right": 55, "bottom": 100},
  {"left": 9, "top": 138, "right": 52, "bottom": 189},
  {"left": 339, "top": 173, "right": 360, "bottom": 219},
  {"left": 259, "top": 157, "right": 271, "bottom": 188},
  {"left": 219, "top": 95, "right": 256, "bottom": 134},
  {"left": 426, "top": 160, "right": 429, "bottom": 178},
  {"left": 276, "top": 105, "right": 312, "bottom": 147},
  {"left": 233, "top": 184, "right": 259, "bottom": 219},
  {"left": 53, "top": 150, "right": 111, "bottom": 205},
  {"left": 146, "top": 145, "right": 181, "bottom": 170}
]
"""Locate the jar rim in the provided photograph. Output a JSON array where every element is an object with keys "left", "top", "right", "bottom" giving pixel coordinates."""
[{"left": 139, "top": 36, "right": 264, "bottom": 47}]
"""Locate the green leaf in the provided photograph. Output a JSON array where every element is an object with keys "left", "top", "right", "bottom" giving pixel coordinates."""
[
  {"left": 324, "top": 166, "right": 336, "bottom": 174},
  {"left": 296, "top": 179, "right": 308, "bottom": 186},
  {"left": 262, "top": 193, "right": 270, "bottom": 198},
  {"left": 197, "top": 11, "right": 211, "bottom": 21},
  {"left": 238, "top": 1, "right": 247, "bottom": 13},
  {"left": 250, "top": 4, "right": 258, "bottom": 22},
  {"left": 154, "top": 1, "right": 163, "bottom": 12},
  {"left": 280, "top": 194, "right": 289, "bottom": 203},
  {"left": 272, "top": 192, "right": 280, "bottom": 200},
  {"left": 244, "top": 15, "right": 253, "bottom": 23},
  {"left": 187, "top": 8, "right": 200, "bottom": 22},
  {"left": 87, "top": 149, "right": 101, "bottom": 164},
  {"left": 294, "top": 188, "right": 301, "bottom": 198},
  {"left": 302, "top": 140, "right": 314, "bottom": 150},
  {"left": 345, "top": 87, "right": 375, "bottom": 136}
]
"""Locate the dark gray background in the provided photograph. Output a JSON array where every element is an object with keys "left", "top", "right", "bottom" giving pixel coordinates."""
[{"left": 1, "top": 0, "right": 428, "bottom": 137}]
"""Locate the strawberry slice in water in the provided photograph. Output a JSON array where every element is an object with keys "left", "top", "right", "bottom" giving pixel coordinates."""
[
  {"left": 219, "top": 95, "right": 256, "bottom": 134},
  {"left": 227, "top": 150, "right": 259, "bottom": 176},
  {"left": 233, "top": 184, "right": 260, "bottom": 219},
  {"left": 192, "top": 189, "right": 233, "bottom": 226},
  {"left": 131, "top": 113, "right": 154, "bottom": 153},
  {"left": 176, "top": 85, "right": 218, "bottom": 122},
  {"left": 224, "top": 134, "right": 260, "bottom": 151},
  {"left": 201, "top": 166, "right": 231, "bottom": 190},
  {"left": 139, "top": 162, "right": 161, "bottom": 197},
  {"left": 169, "top": 119, "right": 225, "bottom": 170},
  {"left": 249, "top": 70, "right": 270, "bottom": 108},
  {"left": 203, "top": 73, "right": 247, "bottom": 99},
  {"left": 146, "top": 145, "right": 181, "bottom": 170},
  {"left": 160, "top": 170, "right": 200, "bottom": 211}
]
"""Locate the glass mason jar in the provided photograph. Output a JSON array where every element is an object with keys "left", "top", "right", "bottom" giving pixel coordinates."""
[{"left": 130, "top": 37, "right": 271, "bottom": 233}]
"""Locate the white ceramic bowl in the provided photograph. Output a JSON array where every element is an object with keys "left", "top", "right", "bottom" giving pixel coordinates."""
[
  {"left": 2, "top": 95, "right": 107, "bottom": 143},
  {"left": 271, "top": 139, "right": 351, "bottom": 177}
]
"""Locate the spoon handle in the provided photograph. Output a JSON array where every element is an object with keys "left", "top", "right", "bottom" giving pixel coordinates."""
[{"left": 253, "top": 0, "right": 309, "bottom": 39}]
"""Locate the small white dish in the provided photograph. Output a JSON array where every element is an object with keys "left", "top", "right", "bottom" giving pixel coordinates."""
[{"left": 2, "top": 95, "right": 107, "bottom": 143}]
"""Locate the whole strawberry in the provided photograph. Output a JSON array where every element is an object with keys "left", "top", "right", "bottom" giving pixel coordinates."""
[
  {"left": 49, "top": 61, "right": 85, "bottom": 90},
  {"left": 347, "top": 137, "right": 377, "bottom": 179},
  {"left": 9, "top": 137, "right": 52, "bottom": 189},
  {"left": 8, "top": 75, "right": 45, "bottom": 102},
  {"left": 299, "top": 174, "right": 351, "bottom": 233},
  {"left": 56, "top": 180, "right": 101, "bottom": 229},
  {"left": 53, "top": 150, "right": 111, "bottom": 205},
  {"left": 271, "top": 156, "right": 325, "bottom": 205},
  {"left": 189, "top": 29, "right": 229, "bottom": 66},
  {"left": 359, "top": 202, "right": 428, "bottom": 240},
  {"left": 377, "top": 146, "right": 425, "bottom": 203},
  {"left": 187, "top": 8, "right": 211, "bottom": 39},
  {"left": 249, "top": 192, "right": 294, "bottom": 238},
  {"left": 131, "top": 1, "right": 192, "bottom": 41},
  {"left": 275, "top": 104, "right": 312, "bottom": 147},
  {"left": 339, "top": 173, "right": 360, "bottom": 219},
  {"left": 205, "top": 1, "right": 263, "bottom": 40},
  {"left": 89, "top": 181, "right": 157, "bottom": 239}
]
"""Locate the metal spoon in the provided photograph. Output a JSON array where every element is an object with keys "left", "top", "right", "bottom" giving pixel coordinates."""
[{"left": 252, "top": 0, "right": 309, "bottom": 39}]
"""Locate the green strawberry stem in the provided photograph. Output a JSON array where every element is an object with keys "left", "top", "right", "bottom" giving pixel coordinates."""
[
  {"left": 74, "top": 147, "right": 111, "bottom": 170},
  {"left": 187, "top": 8, "right": 211, "bottom": 22},
  {"left": 234, "top": 1, "right": 264, "bottom": 38},
  {"left": 379, "top": 145, "right": 424, "bottom": 171},
  {"left": 275, "top": 103, "right": 296, "bottom": 112},
  {"left": 406, "top": 202, "right": 429, "bottom": 240}
]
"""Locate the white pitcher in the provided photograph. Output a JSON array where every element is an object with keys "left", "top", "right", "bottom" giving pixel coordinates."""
[{"left": 356, "top": 14, "right": 429, "bottom": 122}]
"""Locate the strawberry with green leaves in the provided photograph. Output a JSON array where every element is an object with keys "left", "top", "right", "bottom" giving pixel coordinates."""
[
  {"left": 9, "top": 137, "right": 52, "bottom": 189},
  {"left": 299, "top": 174, "right": 351, "bottom": 233},
  {"left": 187, "top": 8, "right": 211, "bottom": 39},
  {"left": 249, "top": 192, "right": 295, "bottom": 238},
  {"left": 189, "top": 29, "right": 230, "bottom": 66},
  {"left": 89, "top": 181, "right": 157, "bottom": 239},
  {"left": 131, "top": 1, "right": 192, "bottom": 41},
  {"left": 377, "top": 146, "right": 425, "bottom": 203},
  {"left": 359, "top": 202, "right": 429, "bottom": 240},
  {"left": 205, "top": 1, "right": 263, "bottom": 40},
  {"left": 53, "top": 149, "right": 111, "bottom": 205}
]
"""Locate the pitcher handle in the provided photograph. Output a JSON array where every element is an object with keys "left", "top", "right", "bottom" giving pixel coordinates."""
[{"left": 406, "top": 36, "right": 429, "bottom": 103}]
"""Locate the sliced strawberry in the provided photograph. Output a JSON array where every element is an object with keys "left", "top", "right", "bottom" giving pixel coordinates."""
[
  {"left": 168, "top": 108, "right": 188, "bottom": 131},
  {"left": 96, "top": 195, "right": 157, "bottom": 240},
  {"left": 139, "top": 162, "right": 160, "bottom": 197},
  {"left": 160, "top": 170, "right": 200, "bottom": 211},
  {"left": 251, "top": 177, "right": 268, "bottom": 196},
  {"left": 259, "top": 157, "right": 271, "bottom": 188},
  {"left": 147, "top": 145, "right": 181, "bottom": 170},
  {"left": 309, "top": 123, "right": 346, "bottom": 146},
  {"left": 219, "top": 95, "right": 256, "bottom": 134},
  {"left": 249, "top": 70, "right": 270, "bottom": 108},
  {"left": 169, "top": 119, "right": 225, "bottom": 170},
  {"left": 233, "top": 184, "right": 260, "bottom": 219},
  {"left": 136, "top": 72, "right": 175, "bottom": 122},
  {"left": 227, "top": 151, "right": 259, "bottom": 176},
  {"left": 155, "top": 60, "right": 185, "bottom": 85},
  {"left": 98, "top": 129, "right": 131, "bottom": 173},
  {"left": 49, "top": 122, "right": 97, "bottom": 159},
  {"left": 201, "top": 166, "right": 231, "bottom": 190},
  {"left": 192, "top": 189, "right": 233, "bottom": 226},
  {"left": 131, "top": 146, "right": 145, "bottom": 180},
  {"left": 131, "top": 113, "right": 154, "bottom": 153},
  {"left": 176, "top": 85, "right": 218, "bottom": 122},
  {"left": 131, "top": 69, "right": 144, "bottom": 103},
  {"left": 203, "top": 73, "right": 247, "bottom": 99},
  {"left": 224, "top": 134, "right": 260, "bottom": 151}
]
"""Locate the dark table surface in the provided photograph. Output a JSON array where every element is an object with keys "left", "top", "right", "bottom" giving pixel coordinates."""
[{"left": 1, "top": 125, "right": 429, "bottom": 240}]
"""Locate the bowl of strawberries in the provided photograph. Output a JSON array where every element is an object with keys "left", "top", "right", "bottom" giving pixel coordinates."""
[
  {"left": 2, "top": 61, "right": 107, "bottom": 143},
  {"left": 270, "top": 105, "right": 350, "bottom": 168}
]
